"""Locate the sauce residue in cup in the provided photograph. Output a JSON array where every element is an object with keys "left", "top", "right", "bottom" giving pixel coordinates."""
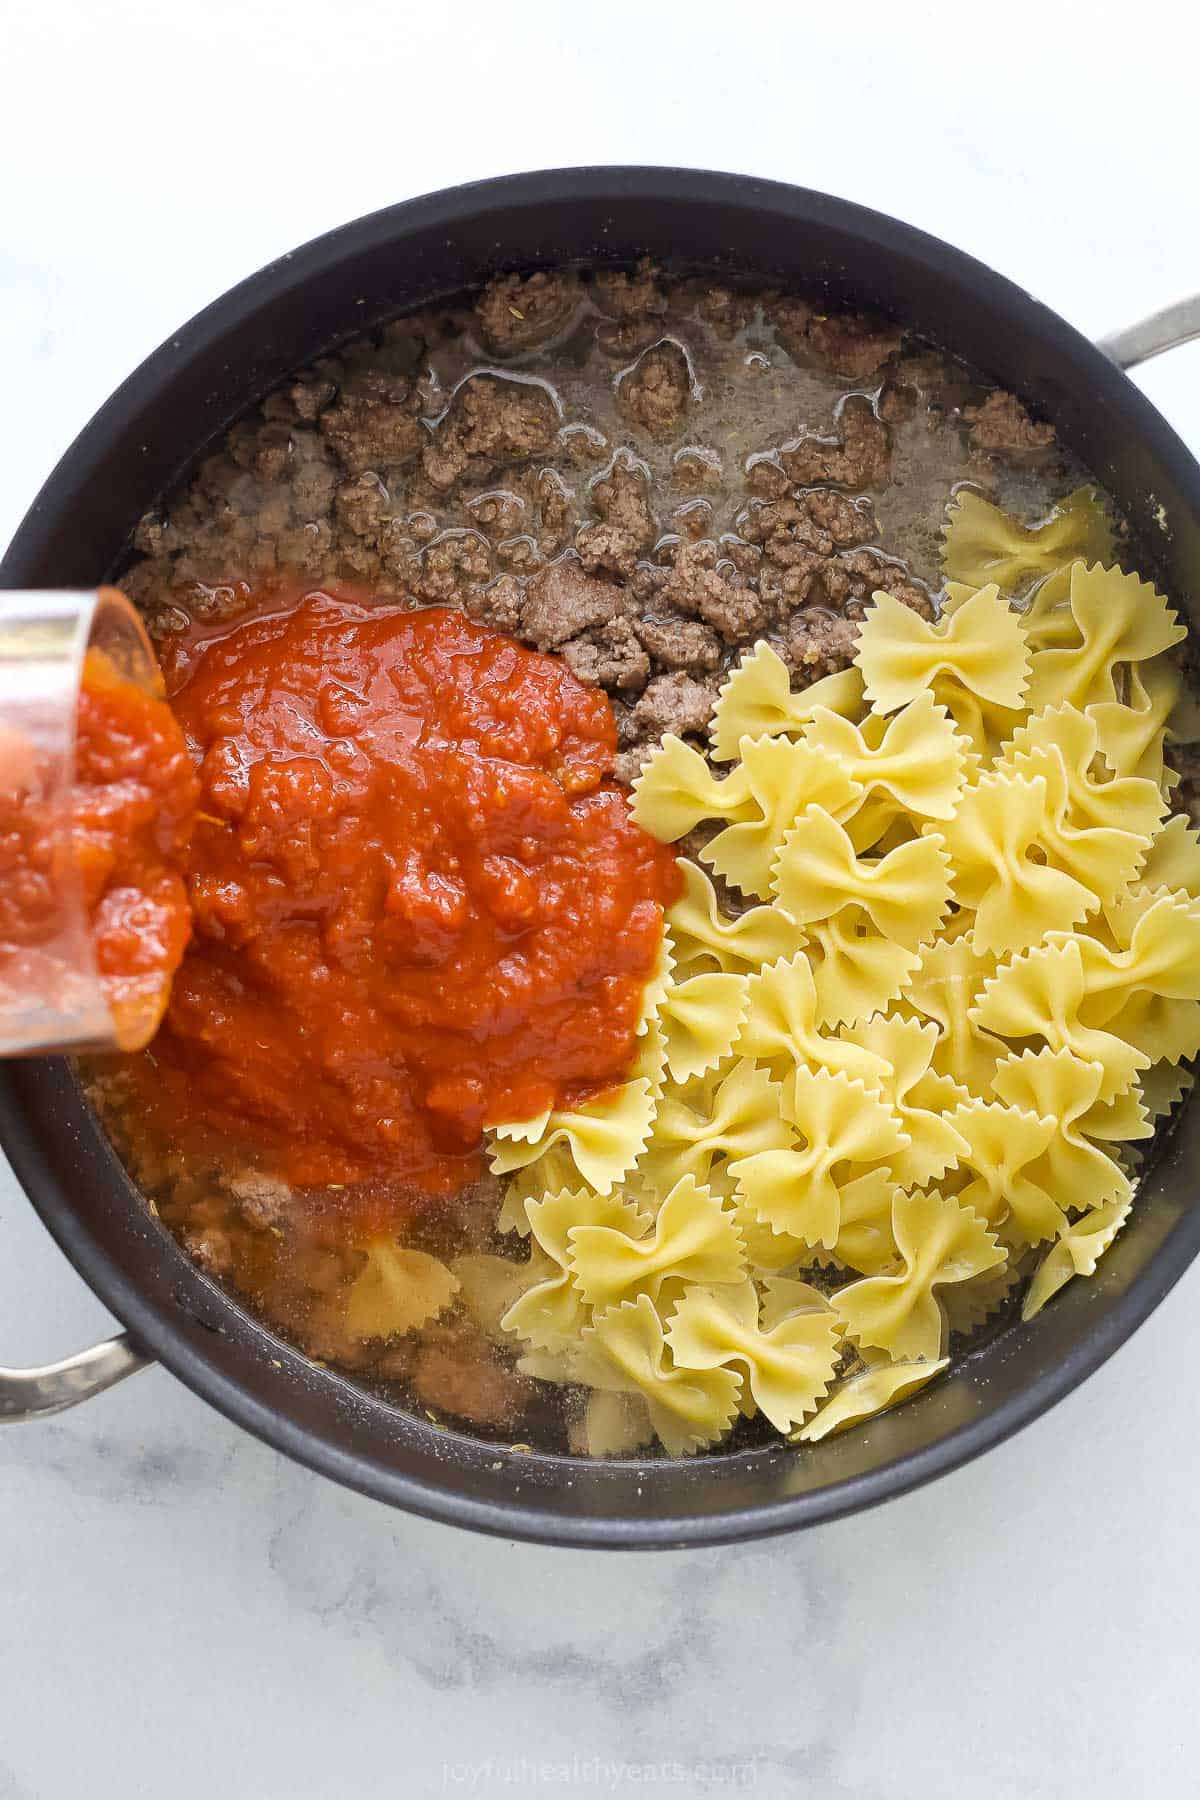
[{"left": 0, "top": 645, "right": 197, "bottom": 1051}]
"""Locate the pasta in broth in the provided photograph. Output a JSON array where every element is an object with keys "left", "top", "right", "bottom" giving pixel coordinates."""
[{"left": 485, "top": 534, "right": 1200, "bottom": 1455}]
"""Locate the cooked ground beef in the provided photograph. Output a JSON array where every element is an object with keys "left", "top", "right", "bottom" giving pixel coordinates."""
[
  {"left": 782, "top": 396, "right": 892, "bottom": 489},
  {"left": 411, "top": 1323, "right": 536, "bottom": 1429},
  {"left": 632, "top": 611, "right": 722, "bottom": 672},
  {"left": 560, "top": 617, "right": 651, "bottom": 691},
  {"left": 629, "top": 671, "right": 722, "bottom": 739},
  {"left": 741, "top": 490, "right": 876, "bottom": 560},
  {"left": 226, "top": 1170, "right": 294, "bottom": 1229},
  {"left": 617, "top": 341, "right": 692, "bottom": 436},
  {"left": 474, "top": 269, "right": 581, "bottom": 353},
  {"left": 124, "top": 262, "right": 1096, "bottom": 788},
  {"left": 965, "top": 389, "right": 1056, "bottom": 454},
  {"left": 592, "top": 257, "right": 669, "bottom": 320},
  {"left": 320, "top": 370, "right": 424, "bottom": 475},
  {"left": 520, "top": 558, "right": 624, "bottom": 650},
  {"left": 422, "top": 374, "right": 558, "bottom": 492},
  {"left": 773, "top": 299, "right": 903, "bottom": 379},
  {"left": 575, "top": 519, "right": 639, "bottom": 577}
]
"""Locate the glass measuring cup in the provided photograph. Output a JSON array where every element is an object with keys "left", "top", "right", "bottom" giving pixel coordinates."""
[{"left": 0, "top": 587, "right": 165, "bottom": 1056}]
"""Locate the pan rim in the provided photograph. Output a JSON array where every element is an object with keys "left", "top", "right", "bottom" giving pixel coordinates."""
[{"left": 4, "top": 164, "right": 1199, "bottom": 1547}]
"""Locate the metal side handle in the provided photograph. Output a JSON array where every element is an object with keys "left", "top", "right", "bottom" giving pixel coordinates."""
[
  {"left": 0, "top": 1332, "right": 151, "bottom": 1421},
  {"left": 1098, "top": 296, "right": 1200, "bottom": 371}
]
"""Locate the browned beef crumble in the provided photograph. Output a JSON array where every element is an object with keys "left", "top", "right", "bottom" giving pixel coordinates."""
[
  {"left": 421, "top": 373, "right": 558, "bottom": 492},
  {"left": 125, "top": 262, "right": 1094, "bottom": 788},
  {"left": 560, "top": 617, "right": 650, "bottom": 691},
  {"left": 592, "top": 257, "right": 669, "bottom": 320},
  {"left": 965, "top": 389, "right": 1056, "bottom": 454},
  {"left": 782, "top": 395, "right": 893, "bottom": 489},
  {"left": 773, "top": 297, "right": 903, "bottom": 379},
  {"left": 576, "top": 520, "right": 640, "bottom": 577},
  {"left": 320, "top": 370, "right": 424, "bottom": 474},
  {"left": 520, "top": 559, "right": 624, "bottom": 651},
  {"left": 617, "top": 341, "right": 692, "bottom": 436},
  {"left": 411, "top": 1322, "right": 536, "bottom": 1429},
  {"left": 474, "top": 269, "right": 581, "bottom": 353}
]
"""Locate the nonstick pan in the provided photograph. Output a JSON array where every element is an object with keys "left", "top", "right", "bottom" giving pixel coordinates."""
[{"left": 2, "top": 167, "right": 1199, "bottom": 1547}]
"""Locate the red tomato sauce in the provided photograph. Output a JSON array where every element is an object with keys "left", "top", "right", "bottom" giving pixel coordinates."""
[
  {"left": 133, "top": 591, "right": 679, "bottom": 1203},
  {"left": 0, "top": 644, "right": 197, "bottom": 1050}
]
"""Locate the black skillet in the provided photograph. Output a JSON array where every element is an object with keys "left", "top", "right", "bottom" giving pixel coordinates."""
[{"left": 2, "top": 167, "right": 1199, "bottom": 1547}]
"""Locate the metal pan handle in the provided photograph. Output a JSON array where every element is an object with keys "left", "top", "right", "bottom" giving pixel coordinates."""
[
  {"left": 0, "top": 1332, "right": 150, "bottom": 1421},
  {"left": 1098, "top": 296, "right": 1200, "bottom": 371}
]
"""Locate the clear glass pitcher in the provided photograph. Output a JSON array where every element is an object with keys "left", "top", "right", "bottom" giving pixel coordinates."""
[{"left": 0, "top": 587, "right": 163, "bottom": 1056}]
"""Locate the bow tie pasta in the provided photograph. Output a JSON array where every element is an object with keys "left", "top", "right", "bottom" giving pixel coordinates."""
[{"left": 482, "top": 525, "right": 1199, "bottom": 1457}]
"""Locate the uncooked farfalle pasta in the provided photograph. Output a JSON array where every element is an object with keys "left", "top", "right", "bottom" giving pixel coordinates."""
[{"left": 477, "top": 540, "right": 1200, "bottom": 1458}]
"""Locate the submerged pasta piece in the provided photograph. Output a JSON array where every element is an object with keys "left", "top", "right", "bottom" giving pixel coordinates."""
[
  {"left": 833, "top": 1189, "right": 1003, "bottom": 1362},
  {"left": 703, "top": 739, "right": 862, "bottom": 899},
  {"left": 938, "top": 768, "right": 1097, "bottom": 955},
  {"left": 567, "top": 1174, "right": 746, "bottom": 1311},
  {"left": 580, "top": 1294, "right": 742, "bottom": 1456},
  {"left": 1024, "top": 561, "right": 1186, "bottom": 715},
  {"left": 496, "top": 1144, "right": 583, "bottom": 1235},
  {"left": 709, "top": 642, "right": 865, "bottom": 761},
  {"left": 666, "top": 1279, "right": 842, "bottom": 1432},
  {"left": 856, "top": 585, "right": 1030, "bottom": 719},
  {"left": 942, "top": 487, "right": 1115, "bottom": 592},
  {"left": 452, "top": 1252, "right": 541, "bottom": 1342},
  {"left": 732, "top": 1066, "right": 907, "bottom": 1250},
  {"left": 344, "top": 1244, "right": 460, "bottom": 1341},
  {"left": 1021, "top": 1198, "right": 1132, "bottom": 1321},
  {"left": 570, "top": 1390, "right": 655, "bottom": 1459},
  {"left": 797, "top": 1355, "right": 949, "bottom": 1441},
  {"left": 774, "top": 807, "right": 951, "bottom": 951},
  {"left": 1136, "top": 1059, "right": 1194, "bottom": 1123},
  {"left": 939, "top": 1255, "right": 1023, "bottom": 1336}
]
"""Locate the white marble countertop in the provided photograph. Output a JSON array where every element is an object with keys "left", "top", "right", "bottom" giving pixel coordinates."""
[{"left": 4, "top": 3, "right": 1200, "bottom": 1794}]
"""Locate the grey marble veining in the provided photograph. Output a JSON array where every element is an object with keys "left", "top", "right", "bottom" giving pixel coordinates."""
[{"left": 4, "top": 2, "right": 1200, "bottom": 1794}]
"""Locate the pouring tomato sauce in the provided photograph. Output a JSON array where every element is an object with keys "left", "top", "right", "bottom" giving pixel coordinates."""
[
  {"left": 123, "top": 589, "right": 679, "bottom": 1210},
  {"left": 0, "top": 642, "right": 197, "bottom": 1051}
]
